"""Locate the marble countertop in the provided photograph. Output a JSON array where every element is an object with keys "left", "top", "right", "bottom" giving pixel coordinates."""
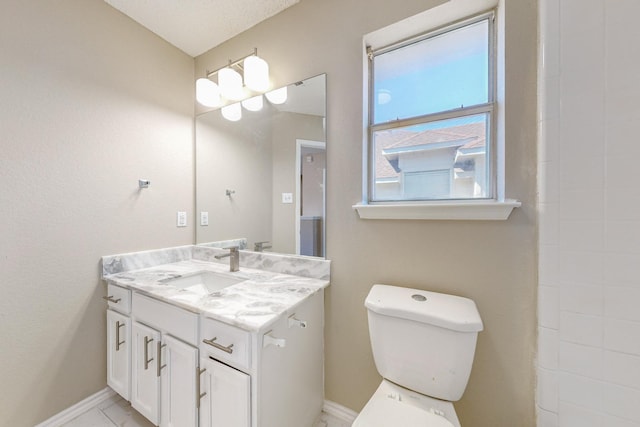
[{"left": 103, "top": 259, "right": 329, "bottom": 332}]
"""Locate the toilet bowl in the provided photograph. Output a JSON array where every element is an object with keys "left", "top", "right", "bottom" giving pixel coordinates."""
[
  {"left": 353, "top": 284, "right": 483, "bottom": 427},
  {"left": 353, "top": 380, "right": 460, "bottom": 427}
]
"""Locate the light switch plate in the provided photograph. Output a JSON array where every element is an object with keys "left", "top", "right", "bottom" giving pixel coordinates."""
[
  {"left": 200, "top": 211, "right": 209, "bottom": 226},
  {"left": 177, "top": 211, "right": 187, "bottom": 227},
  {"left": 282, "top": 193, "right": 293, "bottom": 204}
]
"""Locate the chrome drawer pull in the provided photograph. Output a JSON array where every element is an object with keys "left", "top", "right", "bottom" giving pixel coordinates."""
[
  {"left": 115, "top": 321, "right": 125, "bottom": 351},
  {"left": 157, "top": 342, "right": 167, "bottom": 377},
  {"left": 202, "top": 337, "right": 234, "bottom": 354},
  {"left": 143, "top": 336, "right": 154, "bottom": 370},
  {"left": 196, "top": 367, "right": 207, "bottom": 409},
  {"left": 103, "top": 296, "right": 122, "bottom": 304}
]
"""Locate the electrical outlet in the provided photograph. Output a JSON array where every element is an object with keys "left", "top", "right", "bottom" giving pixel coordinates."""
[
  {"left": 177, "top": 211, "right": 187, "bottom": 227},
  {"left": 200, "top": 211, "right": 209, "bottom": 226}
]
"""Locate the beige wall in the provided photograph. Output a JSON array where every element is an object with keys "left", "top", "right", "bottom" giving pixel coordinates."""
[
  {"left": 196, "top": 0, "right": 538, "bottom": 425},
  {"left": 196, "top": 112, "right": 274, "bottom": 245},
  {"left": 0, "top": 1, "right": 194, "bottom": 425}
]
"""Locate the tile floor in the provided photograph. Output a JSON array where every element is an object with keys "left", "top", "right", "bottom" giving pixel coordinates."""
[{"left": 61, "top": 394, "right": 352, "bottom": 427}]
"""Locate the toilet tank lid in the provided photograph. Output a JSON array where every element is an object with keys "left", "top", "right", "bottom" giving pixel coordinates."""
[{"left": 365, "top": 284, "right": 483, "bottom": 332}]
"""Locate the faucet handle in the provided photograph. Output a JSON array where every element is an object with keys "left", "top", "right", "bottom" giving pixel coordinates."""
[
  {"left": 254, "top": 241, "right": 272, "bottom": 251},
  {"left": 213, "top": 246, "right": 239, "bottom": 260}
]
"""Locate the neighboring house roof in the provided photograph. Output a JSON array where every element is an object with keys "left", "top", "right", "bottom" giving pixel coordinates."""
[{"left": 374, "top": 121, "right": 486, "bottom": 179}]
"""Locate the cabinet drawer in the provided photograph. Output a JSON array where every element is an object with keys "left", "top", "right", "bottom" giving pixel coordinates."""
[
  {"left": 200, "top": 317, "right": 251, "bottom": 371},
  {"left": 106, "top": 284, "right": 131, "bottom": 314},
  {"left": 132, "top": 293, "right": 198, "bottom": 346}
]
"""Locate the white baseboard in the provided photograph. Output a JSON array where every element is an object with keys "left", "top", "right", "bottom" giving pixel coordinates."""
[
  {"left": 323, "top": 399, "right": 359, "bottom": 423},
  {"left": 34, "top": 387, "right": 116, "bottom": 427},
  {"left": 36, "top": 388, "right": 355, "bottom": 427}
]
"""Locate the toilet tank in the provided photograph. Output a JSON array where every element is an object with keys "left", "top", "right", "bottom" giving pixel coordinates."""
[{"left": 365, "top": 285, "right": 483, "bottom": 402}]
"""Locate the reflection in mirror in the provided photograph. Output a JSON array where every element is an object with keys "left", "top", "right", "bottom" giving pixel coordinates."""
[{"left": 196, "top": 74, "right": 326, "bottom": 257}]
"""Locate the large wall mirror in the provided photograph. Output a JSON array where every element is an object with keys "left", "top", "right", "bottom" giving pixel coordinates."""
[{"left": 195, "top": 74, "right": 326, "bottom": 258}]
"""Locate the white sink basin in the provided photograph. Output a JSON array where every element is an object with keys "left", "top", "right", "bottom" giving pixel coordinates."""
[{"left": 166, "top": 271, "right": 245, "bottom": 294}]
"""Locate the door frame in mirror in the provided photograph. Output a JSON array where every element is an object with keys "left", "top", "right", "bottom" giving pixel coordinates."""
[{"left": 295, "top": 139, "right": 326, "bottom": 257}]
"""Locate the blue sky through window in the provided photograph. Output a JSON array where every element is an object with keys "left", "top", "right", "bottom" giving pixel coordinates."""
[{"left": 372, "top": 18, "right": 489, "bottom": 126}]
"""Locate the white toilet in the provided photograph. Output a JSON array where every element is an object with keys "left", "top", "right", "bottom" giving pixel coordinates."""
[{"left": 353, "top": 284, "right": 483, "bottom": 427}]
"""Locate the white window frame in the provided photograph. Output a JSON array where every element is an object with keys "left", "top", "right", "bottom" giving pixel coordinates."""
[
  {"left": 353, "top": 0, "right": 520, "bottom": 220},
  {"left": 369, "top": 12, "right": 495, "bottom": 202}
]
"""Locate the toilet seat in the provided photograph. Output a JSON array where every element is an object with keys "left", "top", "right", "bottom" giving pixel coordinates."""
[
  {"left": 353, "top": 380, "right": 458, "bottom": 427},
  {"left": 353, "top": 396, "right": 454, "bottom": 427}
]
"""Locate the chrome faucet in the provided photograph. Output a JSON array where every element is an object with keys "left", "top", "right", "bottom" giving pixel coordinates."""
[
  {"left": 254, "top": 241, "right": 272, "bottom": 252},
  {"left": 214, "top": 246, "right": 240, "bottom": 272}
]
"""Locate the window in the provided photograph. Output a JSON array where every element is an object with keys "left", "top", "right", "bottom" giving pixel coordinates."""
[{"left": 367, "top": 13, "right": 495, "bottom": 203}]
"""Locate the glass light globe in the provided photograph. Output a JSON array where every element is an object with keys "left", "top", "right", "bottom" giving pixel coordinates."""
[
  {"left": 265, "top": 86, "right": 288, "bottom": 105},
  {"left": 196, "top": 78, "right": 221, "bottom": 107},
  {"left": 221, "top": 103, "right": 242, "bottom": 121},
  {"left": 244, "top": 55, "right": 270, "bottom": 92},
  {"left": 241, "top": 95, "right": 263, "bottom": 112},
  {"left": 218, "top": 67, "right": 244, "bottom": 101}
]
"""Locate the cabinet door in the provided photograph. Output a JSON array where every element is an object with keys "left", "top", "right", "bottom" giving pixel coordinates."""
[
  {"left": 107, "top": 309, "right": 130, "bottom": 400},
  {"left": 199, "top": 357, "right": 250, "bottom": 427},
  {"left": 160, "top": 335, "right": 198, "bottom": 427},
  {"left": 132, "top": 321, "right": 161, "bottom": 425}
]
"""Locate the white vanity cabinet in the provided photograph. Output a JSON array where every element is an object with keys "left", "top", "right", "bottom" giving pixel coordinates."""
[
  {"left": 131, "top": 292, "right": 200, "bottom": 427},
  {"left": 105, "top": 284, "right": 132, "bottom": 401},
  {"left": 198, "top": 290, "right": 324, "bottom": 427},
  {"left": 104, "top": 280, "right": 325, "bottom": 427},
  {"left": 257, "top": 290, "right": 324, "bottom": 427},
  {"left": 198, "top": 317, "right": 252, "bottom": 427},
  {"left": 161, "top": 335, "right": 199, "bottom": 427},
  {"left": 198, "top": 356, "right": 251, "bottom": 427},
  {"left": 131, "top": 321, "right": 161, "bottom": 424}
]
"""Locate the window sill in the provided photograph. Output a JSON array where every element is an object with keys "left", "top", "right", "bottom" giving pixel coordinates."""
[{"left": 352, "top": 199, "right": 521, "bottom": 221}]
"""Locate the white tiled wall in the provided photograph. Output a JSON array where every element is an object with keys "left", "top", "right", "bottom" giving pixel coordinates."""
[{"left": 538, "top": 1, "right": 640, "bottom": 426}]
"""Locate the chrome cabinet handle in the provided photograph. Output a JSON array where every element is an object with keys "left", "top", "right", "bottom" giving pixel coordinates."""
[
  {"left": 115, "top": 321, "right": 125, "bottom": 351},
  {"left": 103, "top": 296, "right": 122, "bottom": 304},
  {"left": 196, "top": 367, "right": 207, "bottom": 409},
  {"left": 157, "top": 341, "right": 167, "bottom": 377},
  {"left": 202, "top": 337, "right": 234, "bottom": 354},
  {"left": 263, "top": 331, "right": 286, "bottom": 348},
  {"left": 288, "top": 314, "right": 308, "bottom": 329},
  {"left": 143, "top": 336, "right": 154, "bottom": 370}
]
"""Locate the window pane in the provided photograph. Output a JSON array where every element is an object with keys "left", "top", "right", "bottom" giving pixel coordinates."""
[
  {"left": 373, "top": 19, "right": 489, "bottom": 124},
  {"left": 372, "top": 113, "right": 489, "bottom": 201}
]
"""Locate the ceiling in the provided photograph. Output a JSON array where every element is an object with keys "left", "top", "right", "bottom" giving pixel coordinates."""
[{"left": 104, "top": 0, "right": 300, "bottom": 57}]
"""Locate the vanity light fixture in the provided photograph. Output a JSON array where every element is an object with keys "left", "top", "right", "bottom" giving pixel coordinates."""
[
  {"left": 243, "top": 54, "right": 269, "bottom": 92},
  {"left": 221, "top": 103, "right": 242, "bottom": 121},
  {"left": 218, "top": 66, "right": 244, "bottom": 101},
  {"left": 196, "top": 48, "right": 271, "bottom": 114},
  {"left": 265, "top": 86, "right": 287, "bottom": 104},
  {"left": 241, "top": 95, "right": 263, "bottom": 112},
  {"left": 196, "top": 78, "right": 221, "bottom": 107}
]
